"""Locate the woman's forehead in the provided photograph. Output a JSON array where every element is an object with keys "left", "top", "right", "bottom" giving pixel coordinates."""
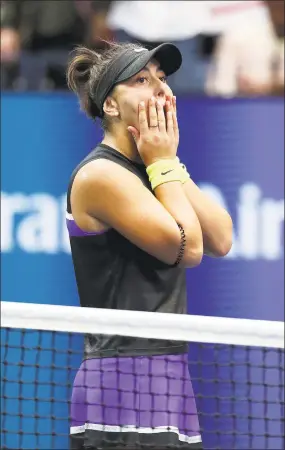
[
  {"left": 142, "top": 59, "right": 164, "bottom": 72},
  {"left": 138, "top": 59, "right": 163, "bottom": 72},
  {"left": 114, "top": 58, "right": 165, "bottom": 93}
]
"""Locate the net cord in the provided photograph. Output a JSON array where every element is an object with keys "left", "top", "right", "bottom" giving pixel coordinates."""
[{"left": 1, "top": 301, "right": 284, "bottom": 349}]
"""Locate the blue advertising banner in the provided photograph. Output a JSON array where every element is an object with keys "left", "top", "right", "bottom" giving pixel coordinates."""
[{"left": 1, "top": 95, "right": 284, "bottom": 449}]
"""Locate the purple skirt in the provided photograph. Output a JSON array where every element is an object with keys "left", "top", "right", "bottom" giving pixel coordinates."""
[{"left": 70, "top": 354, "right": 202, "bottom": 449}]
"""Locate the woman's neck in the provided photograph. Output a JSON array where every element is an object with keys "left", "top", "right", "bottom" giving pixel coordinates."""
[{"left": 102, "top": 127, "right": 143, "bottom": 164}]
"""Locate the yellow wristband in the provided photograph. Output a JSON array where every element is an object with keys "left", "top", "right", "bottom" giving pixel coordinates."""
[
  {"left": 176, "top": 157, "right": 190, "bottom": 184},
  {"left": 146, "top": 159, "right": 182, "bottom": 191}
]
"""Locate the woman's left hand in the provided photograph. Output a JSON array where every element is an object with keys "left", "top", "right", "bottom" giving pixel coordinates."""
[{"left": 167, "top": 95, "right": 179, "bottom": 150}]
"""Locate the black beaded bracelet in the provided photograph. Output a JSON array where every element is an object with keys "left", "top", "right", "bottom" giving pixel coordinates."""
[{"left": 173, "top": 224, "right": 186, "bottom": 266}]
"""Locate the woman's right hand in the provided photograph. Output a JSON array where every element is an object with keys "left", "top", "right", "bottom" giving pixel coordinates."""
[{"left": 127, "top": 96, "right": 178, "bottom": 167}]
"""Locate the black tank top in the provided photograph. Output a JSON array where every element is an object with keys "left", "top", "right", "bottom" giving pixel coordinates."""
[{"left": 66, "top": 144, "right": 187, "bottom": 358}]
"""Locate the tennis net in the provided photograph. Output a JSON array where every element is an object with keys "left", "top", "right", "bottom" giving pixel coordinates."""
[{"left": 1, "top": 301, "right": 284, "bottom": 450}]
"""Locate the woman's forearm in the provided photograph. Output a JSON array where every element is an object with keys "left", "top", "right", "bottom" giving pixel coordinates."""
[
  {"left": 155, "top": 181, "right": 204, "bottom": 267},
  {"left": 182, "top": 179, "right": 233, "bottom": 257}
]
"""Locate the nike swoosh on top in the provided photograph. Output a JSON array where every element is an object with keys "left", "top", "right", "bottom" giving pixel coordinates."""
[{"left": 161, "top": 170, "right": 174, "bottom": 175}]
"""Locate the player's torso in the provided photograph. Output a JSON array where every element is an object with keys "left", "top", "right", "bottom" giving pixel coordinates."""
[{"left": 67, "top": 144, "right": 187, "bottom": 359}]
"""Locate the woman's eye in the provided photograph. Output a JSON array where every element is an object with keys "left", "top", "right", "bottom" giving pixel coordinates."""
[
  {"left": 136, "top": 77, "right": 147, "bottom": 84},
  {"left": 135, "top": 75, "right": 167, "bottom": 84}
]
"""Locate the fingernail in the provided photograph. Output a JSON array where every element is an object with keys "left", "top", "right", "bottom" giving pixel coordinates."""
[
  {"left": 151, "top": 96, "right": 155, "bottom": 102},
  {"left": 140, "top": 101, "right": 144, "bottom": 107}
]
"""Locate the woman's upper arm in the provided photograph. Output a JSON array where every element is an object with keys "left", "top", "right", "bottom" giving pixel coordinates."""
[{"left": 70, "top": 159, "right": 181, "bottom": 265}]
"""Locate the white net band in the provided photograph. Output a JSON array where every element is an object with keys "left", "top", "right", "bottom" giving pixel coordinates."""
[
  {"left": 1, "top": 301, "right": 284, "bottom": 450},
  {"left": 1, "top": 301, "right": 284, "bottom": 349}
]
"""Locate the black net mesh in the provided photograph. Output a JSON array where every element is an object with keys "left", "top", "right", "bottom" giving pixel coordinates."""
[{"left": 1, "top": 327, "right": 284, "bottom": 450}]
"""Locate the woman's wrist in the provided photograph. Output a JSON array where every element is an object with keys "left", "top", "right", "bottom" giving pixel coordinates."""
[
  {"left": 146, "top": 159, "right": 181, "bottom": 191},
  {"left": 176, "top": 157, "right": 191, "bottom": 184},
  {"left": 146, "top": 158, "right": 190, "bottom": 190}
]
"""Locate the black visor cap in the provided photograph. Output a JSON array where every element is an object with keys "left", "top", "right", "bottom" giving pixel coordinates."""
[
  {"left": 95, "top": 43, "right": 182, "bottom": 116},
  {"left": 116, "top": 43, "right": 182, "bottom": 84}
]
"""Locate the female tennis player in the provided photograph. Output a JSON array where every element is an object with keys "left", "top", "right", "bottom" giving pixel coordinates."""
[{"left": 66, "top": 41, "right": 233, "bottom": 450}]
